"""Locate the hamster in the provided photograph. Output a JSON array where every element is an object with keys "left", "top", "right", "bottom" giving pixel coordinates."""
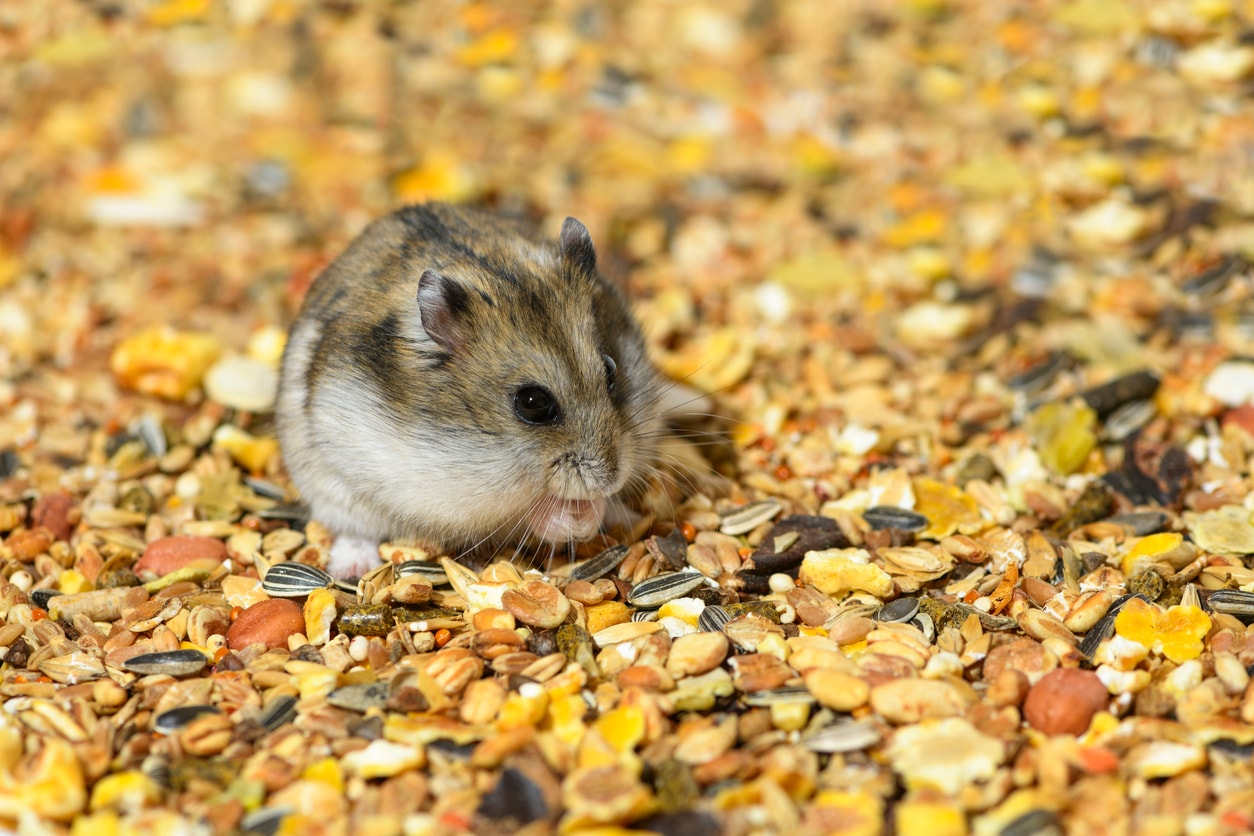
[{"left": 276, "top": 203, "right": 667, "bottom": 579}]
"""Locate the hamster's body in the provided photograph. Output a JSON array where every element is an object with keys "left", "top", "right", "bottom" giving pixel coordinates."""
[{"left": 276, "top": 203, "right": 664, "bottom": 578}]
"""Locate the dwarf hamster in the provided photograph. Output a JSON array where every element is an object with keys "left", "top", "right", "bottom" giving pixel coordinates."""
[{"left": 276, "top": 202, "right": 666, "bottom": 578}]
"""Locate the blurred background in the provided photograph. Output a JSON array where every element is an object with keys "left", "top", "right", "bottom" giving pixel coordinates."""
[{"left": 1, "top": 0, "right": 1251, "bottom": 431}]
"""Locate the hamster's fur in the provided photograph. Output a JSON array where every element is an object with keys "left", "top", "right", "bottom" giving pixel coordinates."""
[{"left": 276, "top": 203, "right": 665, "bottom": 578}]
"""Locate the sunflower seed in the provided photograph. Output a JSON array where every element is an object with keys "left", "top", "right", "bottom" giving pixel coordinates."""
[
  {"left": 1006, "top": 350, "right": 1069, "bottom": 392},
  {"left": 1103, "top": 399, "right": 1157, "bottom": 442},
  {"left": 1208, "top": 739, "right": 1254, "bottom": 759},
  {"left": 742, "top": 686, "right": 815, "bottom": 707},
  {"left": 1000, "top": 810, "right": 1063, "bottom": 836},
  {"left": 132, "top": 414, "right": 168, "bottom": 458},
  {"left": 1079, "top": 592, "right": 1149, "bottom": 658},
  {"left": 29, "top": 589, "right": 61, "bottom": 610},
  {"left": 1107, "top": 511, "right": 1169, "bottom": 536},
  {"left": 1081, "top": 370, "right": 1160, "bottom": 420},
  {"left": 395, "top": 560, "right": 448, "bottom": 586},
  {"left": 875, "top": 597, "right": 919, "bottom": 623},
  {"left": 569, "top": 544, "right": 631, "bottom": 582},
  {"left": 123, "top": 648, "right": 210, "bottom": 677},
  {"left": 911, "top": 612, "right": 936, "bottom": 643},
  {"left": 259, "top": 694, "right": 298, "bottom": 732},
  {"left": 153, "top": 704, "right": 221, "bottom": 735},
  {"left": 141, "top": 755, "right": 171, "bottom": 789},
  {"left": 240, "top": 806, "right": 293, "bottom": 836},
  {"left": 1181, "top": 254, "right": 1244, "bottom": 297},
  {"left": 244, "top": 477, "right": 289, "bottom": 501},
  {"left": 698, "top": 605, "right": 731, "bottom": 634},
  {"left": 631, "top": 609, "right": 660, "bottom": 622},
  {"left": 627, "top": 570, "right": 707, "bottom": 608},
  {"left": 262, "top": 562, "right": 333, "bottom": 597},
  {"left": 256, "top": 503, "right": 309, "bottom": 523},
  {"left": 1205, "top": 589, "right": 1254, "bottom": 623},
  {"left": 719, "top": 499, "right": 783, "bottom": 535},
  {"left": 863, "top": 506, "right": 928, "bottom": 533},
  {"left": 803, "top": 719, "right": 882, "bottom": 754},
  {"left": 327, "top": 682, "right": 389, "bottom": 713}
]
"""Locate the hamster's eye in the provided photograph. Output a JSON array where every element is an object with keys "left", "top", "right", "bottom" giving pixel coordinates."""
[
  {"left": 602, "top": 354, "right": 617, "bottom": 393},
  {"left": 514, "top": 385, "right": 562, "bottom": 425}
]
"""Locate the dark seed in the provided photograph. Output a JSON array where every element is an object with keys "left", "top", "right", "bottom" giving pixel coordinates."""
[
  {"left": 1000, "top": 809, "right": 1063, "bottom": 836},
  {"left": 259, "top": 694, "right": 298, "bottom": 731},
  {"left": 153, "top": 704, "right": 221, "bottom": 734},
  {"left": 29, "top": 589, "right": 61, "bottom": 610},
  {"left": 1208, "top": 739, "right": 1254, "bottom": 760},
  {"left": 1107, "top": 511, "right": 1169, "bottom": 537},
  {"left": 244, "top": 477, "right": 289, "bottom": 500},
  {"left": 875, "top": 597, "right": 919, "bottom": 623},
  {"left": 327, "top": 682, "right": 389, "bottom": 712},
  {"left": 1180, "top": 254, "right": 1245, "bottom": 297},
  {"left": 240, "top": 806, "right": 293, "bottom": 836},
  {"left": 862, "top": 506, "right": 928, "bottom": 533},
  {"left": 647, "top": 528, "right": 688, "bottom": 570},
  {"left": 1205, "top": 589, "right": 1254, "bottom": 623},
  {"left": 1081, "top": 370, "right": 1160, "bottom": 420},
  {"left": 698, "top": 605, "right": 731, "bottom": 634},
  {"left": 123, "top": 649, "right": 210, "bottom": 677},
  {"left": 742, "top": 686, "right": 815, "bottom": 706},
  {"left": 627, "top": 570, "right": 707, "bottom": 608},
  {"left": 263, "top": 562, "right": 333, "bottom": 597},
  {"left": 955, "top": 452, "right": 1000, "bottom": 486},
  {"left": 395, "top": 560, "right": 448, "bottom": 586},
  {"left": 0, "top": 448, "right": 18, "bottom": 479},
  {"left": 803, "top": 719, "right": 882, "bottom": 753},
  {"left": 570, "top": 544, "right": 631, "bottom": 582},
  {"left": 1007, "top": 351, "right": 1070, "bottom": 393},
  {"left": 256, "top": 503, "right": 309, "bottom": 523},
  {"left": 1079, "top": 592, "right": 1150, "bottom": 658}
]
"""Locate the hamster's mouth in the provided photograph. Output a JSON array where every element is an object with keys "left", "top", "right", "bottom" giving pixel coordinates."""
[{"left": 528, "top": 496, "right": 606, "bottom": 542}]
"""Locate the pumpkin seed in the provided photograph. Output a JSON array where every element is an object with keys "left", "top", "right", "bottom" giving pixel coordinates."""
[
  {"left": 742, "top": 686, "right": 815, "bottom": 707},
  {"left": 153, "top": 704, "right": 221, "bottom": 735},
  {"left": 627, "top": 570, "right": 707, "bottom": 608},
  {"left": 719, "top": 498, "right": 783, "bottom": 535},
  {"left": 862, "top": 506, "right": 928, "bottom": 533},
  {"left": 569, "top": 544, "right": 631, "bottom": 581},
  {"left": 698, "top": 605, "right": 731, "bottom": 634},
  {"left": 327, "top": 682, "right": 390, "bottom": 713},
  {"left": 395, "top": 560, "right": 448, "bottom": 586},
  {"left": 1205, "top": 589, "right": 1254, "bottom": 622},
  {"left": 123, "top": 648, "right": 210, "bottom": 677},
  {"left": 875, "top": 597, "right": 919, "bottom": 623},
  {"left": 262, "top": 562, "right": 333, "bottom": 597},
  {"left": 259, "top": 694, "right": 298, "bottom": 732},
  {"left": 803, "top": 719, "right": 882, "bottom": 754}
]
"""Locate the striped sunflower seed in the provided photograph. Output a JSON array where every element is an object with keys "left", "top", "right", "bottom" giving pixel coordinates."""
[
  {"left": 698, "top": 604, "right": 731, "bottom": 634},
  {"left": 719, "top": 499, "right": 783, "bottom": 536},
  {"left": 1205, "top": 589, "right": 1254, "bottom": 622},
  {"left": 259, "top": 694, "right": 298, "bottom": 732},
  {"left": 862, "top": 506, "right": 928, "bottom": 532},
  {"left": 123, "top": 648, "right": 210, "bottom": 677},
  {"left": 627, "top": 569, "right": 707, "bottom": 608},
  {"left": 395, "top": 560, "right": 448, "bottom": 586},
  {"left": 153, "top": 704, "right": 221, "bottom": 735},
  {"left": 569, "top": 544, "right": 631, "bottom": 581},
  {"left": 262, "top": 562, "right": 334, "bottom": 597},
  {"left": 803, "top": 719, "right": 882, "bottom": 754}
]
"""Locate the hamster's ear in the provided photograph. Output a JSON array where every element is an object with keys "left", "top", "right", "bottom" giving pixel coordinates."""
[
  {"left": 417, "top": 269, "right": 470, "bottom": 351},
  {"left": 560, "top": 217, "right": 597, "bottom": 279}
]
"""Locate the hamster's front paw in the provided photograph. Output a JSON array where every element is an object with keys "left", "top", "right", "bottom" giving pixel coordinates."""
[{"left": 328, "top": 535, "right": 382, "bottom": 580}]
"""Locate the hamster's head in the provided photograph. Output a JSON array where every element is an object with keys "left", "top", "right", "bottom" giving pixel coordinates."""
[{"left": 363, "top": 216, "right": 663, "bottom": 549}]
